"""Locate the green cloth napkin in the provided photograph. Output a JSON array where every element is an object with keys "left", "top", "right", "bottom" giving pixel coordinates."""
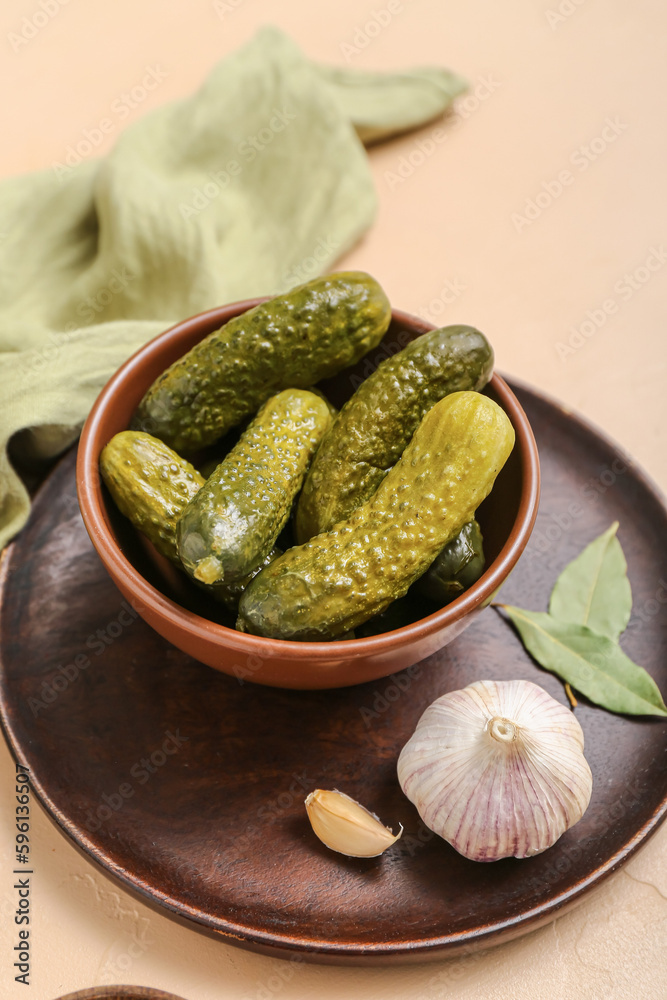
[{"left": 0, "top": 26, "right": 465, "bottom": 550}]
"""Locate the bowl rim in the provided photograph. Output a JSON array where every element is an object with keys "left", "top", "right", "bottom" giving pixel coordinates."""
[{"left": 76, "top": 300, "right": 541, "bottom": 657}]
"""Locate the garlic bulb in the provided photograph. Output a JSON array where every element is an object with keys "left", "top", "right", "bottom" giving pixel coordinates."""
[
  {"left": 305, "top": 789, "right": 402, "bottom": 858},
  {"left": 397, "top": 679, "right": 592, "bottom": 862}
]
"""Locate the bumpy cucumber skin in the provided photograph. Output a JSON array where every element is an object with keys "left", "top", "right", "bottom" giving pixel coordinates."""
[
  {"left": 132, "top": 272, "right": 391, "bottom": 453},
  {"left": 295, "top": 325, "right": 493, "bottom": 543},
  {"left": 178, "top": 390, "right": 331, "bottom": 586},
  {"left": 237, "top": 391, "right": 515, "bottom": 640},
  {"left": 99, "top": 431, "right": 277, "bottom": 611},
  {"left": 100, "top": 430, "right": 204, "bottom": 563},
  {"left": 415, "top": 519, "right": 485, "bottom": 604}
]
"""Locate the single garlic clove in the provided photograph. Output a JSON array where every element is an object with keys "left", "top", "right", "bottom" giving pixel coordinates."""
[
  {"left": 305, "top": 789, "right": 402, "bottom": 858},
  {"left": 397, "top": 678, "right": 593, "bottom": 862}
]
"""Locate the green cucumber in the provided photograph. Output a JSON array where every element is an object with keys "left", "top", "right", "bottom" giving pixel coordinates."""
[
  {"left": 295, "top": 324, "right": 493, "bottom": 542},
  {"left": 415, "top": 519, "right": 485, "bottom": 604},
  {"left": 178, "top": 389, "right": 331, "bottom": 585},
  {"left": 132, "top": 271, "right": 390, "bottom": 453},
  {"left": 99, "top": 430, "right": 204, "bottom": 564},
  {"left": 238, "top": 391, "right": 514, "bottom": 640}
]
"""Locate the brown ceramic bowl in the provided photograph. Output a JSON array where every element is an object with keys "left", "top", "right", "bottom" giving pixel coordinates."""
[{"left": 76, "top": 299, "right": 539, "bottom": 689}]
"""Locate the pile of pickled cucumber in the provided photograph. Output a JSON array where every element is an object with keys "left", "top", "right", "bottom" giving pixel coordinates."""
[{"left": 100, "top": 272, "right": 515, "bottom": 641}]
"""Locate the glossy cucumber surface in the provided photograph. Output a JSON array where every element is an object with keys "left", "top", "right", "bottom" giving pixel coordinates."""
[
  {"left": 415, "top": 519, "right": 485, "bottom": 603},
  {"left": 237, "top": 391, "right": 515, "bottom": 640},
  {"left": 178, "top": 389, "right": 331, "bottom": 586},
  {"left": 132, "top": 272, "right": 391, "bottom": 453},
  {"left": 295, "top": 325, "right": 493, "bottom": 543},
  {"left": 100, "top": 430, "right": 278, "bottom": 611},
  {"left": 100, "top": 430, "right": 204, "bottom": 563}
]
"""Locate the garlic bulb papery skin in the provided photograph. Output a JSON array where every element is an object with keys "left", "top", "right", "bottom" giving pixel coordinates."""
[{"left": 397, "top": 679, "right": 593, "bottom": 862}]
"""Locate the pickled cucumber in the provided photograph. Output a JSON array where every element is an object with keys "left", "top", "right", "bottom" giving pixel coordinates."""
[
  {"left": 295, "top": 325, "right": 493, "bottom": 543},
  {"left": 99, "top": 430, "right": 279, "bottom": 611},
  {"left": 415, "top": 519, "right": 485, "bottom": 604},
  {"left": 100, "top": 430, "right": 204, "bottom": 563},
  {"left": 210, "top": 547, "right": 282, "bottom": 611},
  {"left": 237, "top": 391, "right": 515, "bottom": 640},
  {"left": 178, "top": 389, "right": 331, "bottom": 586},
  {"left": 132, "top": 272, "right": 390, "bottom": 453}
]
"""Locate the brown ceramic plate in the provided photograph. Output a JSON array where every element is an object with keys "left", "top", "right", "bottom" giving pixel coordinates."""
[
  {"left": 1, "top": 382, "right": 666, "bottom": 965},
  {"left": 53, "top": 989, "right": 188, "bottom": 1000}
]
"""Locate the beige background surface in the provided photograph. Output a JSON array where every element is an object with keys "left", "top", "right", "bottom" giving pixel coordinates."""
[{"left": 1, "top": 0, "right": 666, "bottom": 998}]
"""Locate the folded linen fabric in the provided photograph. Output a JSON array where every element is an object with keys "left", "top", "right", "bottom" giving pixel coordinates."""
[{"left": 0, "top": 25, "right": 466, "bottom": 550}]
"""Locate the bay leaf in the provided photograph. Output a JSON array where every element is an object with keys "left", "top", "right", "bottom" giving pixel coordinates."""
[
  {"left": 549, "top": 521, "right": 632, "bottom": 641},
  {"left": 499, "top": 605, "right": 667, "bottom": 717}
]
